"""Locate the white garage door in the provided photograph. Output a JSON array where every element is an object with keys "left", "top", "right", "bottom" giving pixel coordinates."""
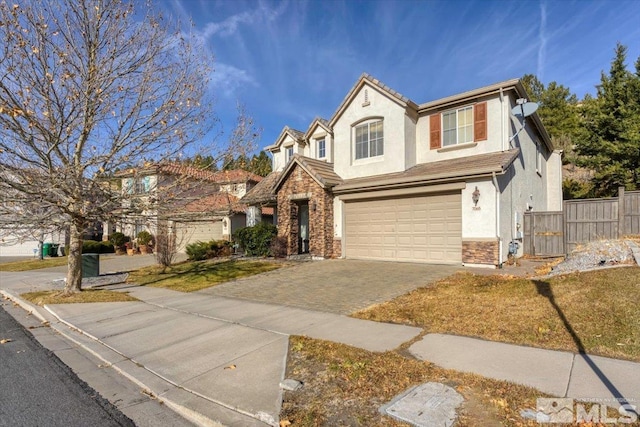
[
  {"left": 176, "top": 220, "right": 224, "bottom": 252},
  {"left": 344, "top": 193, "right": 462, "bottom": 264}
]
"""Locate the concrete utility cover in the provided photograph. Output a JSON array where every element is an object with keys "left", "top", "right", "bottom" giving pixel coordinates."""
[{"left": 380, "top": 382, "right": 464, "bottom": 427}]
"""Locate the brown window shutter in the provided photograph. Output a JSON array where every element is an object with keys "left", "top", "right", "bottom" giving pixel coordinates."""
[
  {"left": 429, "top": 114, "right": 441, "bottom": 149},
  {"left": 474, "top": 102, "right": 487, "bottom": 141}
]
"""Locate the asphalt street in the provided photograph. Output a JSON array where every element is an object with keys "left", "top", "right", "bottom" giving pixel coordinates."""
[{"left": 0, "top": 303, "right": 134, "bottom": 427}]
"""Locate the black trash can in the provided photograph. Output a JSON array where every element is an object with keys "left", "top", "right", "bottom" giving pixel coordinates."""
[
  {"left": 82, "top": 253, "right": 100, "bottom": 278},
  {"left": 49, "top": 244, "right": 60, "bottom": 257}
]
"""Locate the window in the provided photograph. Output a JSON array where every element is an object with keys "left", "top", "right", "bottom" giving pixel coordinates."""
[
  {"left": 536, "top": 141, "right": 542, "bottom": 174},
  {"left": 286, "top": 146, "right": 294, "bottom": 162},
  {"left": 355, "top": 120, "right": 383, "bottom": 160},
  {"left": 442, "top": 106, "right": 473, "bottom": 146},
  {"left": 317, "top": 139, "right": 326, "bottom": 158}
]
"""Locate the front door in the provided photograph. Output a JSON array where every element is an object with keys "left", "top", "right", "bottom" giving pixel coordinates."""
[{"left": 298, "top": 202, "right": 309, "bottom": 254}]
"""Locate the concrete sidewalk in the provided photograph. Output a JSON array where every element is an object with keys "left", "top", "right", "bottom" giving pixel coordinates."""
[
  {"left": 2, "top": 257, "right": 638, "bottom": 425},
  {"left": 410, "top": 334, "right": 640, "bottom": 406},
  {"left": 1, "top": 283, "right": 422, "bottom": 427}
]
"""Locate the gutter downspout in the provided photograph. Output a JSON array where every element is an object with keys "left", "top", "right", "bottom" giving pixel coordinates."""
[
  {"left": 492, "top": 171, "right": 502, "bottom": 267},
  {"left": 500, "top": 88, "right": 505, "bottom": 152}
]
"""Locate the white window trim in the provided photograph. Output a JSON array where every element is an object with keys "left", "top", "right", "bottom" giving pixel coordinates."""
[
  {"left": 317, "top": 138, "right": 326, "bottom": 159},
  {"left": 285, "top": 145, "right": 294, "bottom": 162},
  {"left": 352, "top": 118, "right": 384, "bottom": 161},
  {"left": 442, "top": 106, "right": 474, "bottom": 147}
]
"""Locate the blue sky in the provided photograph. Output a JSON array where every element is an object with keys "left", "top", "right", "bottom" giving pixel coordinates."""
[{"left": 159, "top": 0, "right": 640, "bottom": 153}]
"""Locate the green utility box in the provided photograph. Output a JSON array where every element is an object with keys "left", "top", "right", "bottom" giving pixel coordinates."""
[
  {"left": 42, "top": 243, "right": 52, "bottom": 258},
  {"left": 82, "top": 253, "right": 100, "bottom": 278}
]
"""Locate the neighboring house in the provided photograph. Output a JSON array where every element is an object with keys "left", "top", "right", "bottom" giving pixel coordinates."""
[
  {"left": 108, "top": 164, "right": 266, "bottom": 251},
  {"left": 242, "top": 74, "right": 562, "bottom": 267}
]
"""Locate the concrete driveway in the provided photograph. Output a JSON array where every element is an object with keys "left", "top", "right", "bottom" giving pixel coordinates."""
[{"left": 201, "top": 259, "right": 462, "bottom": 314}]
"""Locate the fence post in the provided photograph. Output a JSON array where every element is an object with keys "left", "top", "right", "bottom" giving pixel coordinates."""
[{"left": 618, "top": 186, "right": 625, "bottom": 237}]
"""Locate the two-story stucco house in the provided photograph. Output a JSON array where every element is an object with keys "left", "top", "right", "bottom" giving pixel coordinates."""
[
  {"left": 242, "top": 74, "right": 562, "bottom": 267},
  {"left": 109, "top": 164, "right": 265, "bottom": 251}
]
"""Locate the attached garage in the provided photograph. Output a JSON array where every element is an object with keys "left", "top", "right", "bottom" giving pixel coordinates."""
[
  {"left": 176, "top": 220, "right": 224, "bottom": 252},
  {"left": 344, "top": 192, "right": 462, "bottom": 264}
]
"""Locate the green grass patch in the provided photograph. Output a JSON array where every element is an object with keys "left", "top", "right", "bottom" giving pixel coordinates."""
[
  {"left": 128, "top": 259, "right": 282, "bottom": 292},
  {"left": 354, "top": 267, "right": 640, "bottom": 362},
  {"left": 0, "top": 257, "right": 68, "bottom": 272},
  {"left": 21, "top": 289, "right": 137, "bottom": 305}
]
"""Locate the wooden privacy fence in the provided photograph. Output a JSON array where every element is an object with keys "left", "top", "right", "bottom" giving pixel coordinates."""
[{"left": 524, "top": 188, "right": 640, "bottom": 256}]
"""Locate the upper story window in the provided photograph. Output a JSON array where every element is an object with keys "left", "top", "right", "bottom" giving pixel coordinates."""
[
  {"left": 430, "top": 102, "right": 487, "bottom": 150},
  {"left": 286, "top": 146, "right": 294, "bottom": 162},
  {"left": 443, "top": 106, "right": 473, "bottom": 146},
  {"left": 355, "top": 120, "right": 383, "bottom": 160},
  {"left": 317, "top": 139, "right": 326, "bottom": 159},
  {"left": 536, "top": 141, "right": 542, "bottom": 175},
  {"left": 125, "top": 176, "right": 151, "bottom": 194}
]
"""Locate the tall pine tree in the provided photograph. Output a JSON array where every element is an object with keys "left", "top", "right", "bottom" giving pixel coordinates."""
[{"left": 577, "top": 43, "right": 640, "bottom": 196}]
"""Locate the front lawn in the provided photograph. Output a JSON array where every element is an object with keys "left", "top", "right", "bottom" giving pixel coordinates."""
[
  {"left": 281, "top": 336, "right": 544, "bottom": 426},
  {"left": 21, "top": 289, "right": 137, "bottom": 305},
  {"left": 0, "top": 257, "right": 68, "bottom": 272},
  {"left": 354, "top": 267, "right": 640, "bottom": 361},
  {"left": 127, "top": 259, "right": 283, "bottom": 292}
]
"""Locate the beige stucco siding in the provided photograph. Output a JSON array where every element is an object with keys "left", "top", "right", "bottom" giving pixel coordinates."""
[{"left": 333, "top": 83, "right": 412, "bottom": 179}]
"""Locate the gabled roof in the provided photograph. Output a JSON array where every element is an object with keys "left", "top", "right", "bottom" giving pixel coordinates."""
[
  {"left": 183, "top": 192, "right": 246, "bottom": 214},
  {"left": 274, "top": 154, "right": 342, "bottom": 191},
  {"left": 240, "top": 171, "right": 281, "bottom": 205},
  {"left": 328, "top": 73, "right": 419, "bottom": 127},
  {"left": 418, "top": 78, "right": 553, "bottom": 152},
  {"left": 333, "top": 149, "right": 520, "bottom": 194},
  {"left": 264, "top": 126, "right": 306, "bottom": 151},
  {"left": 304, "top": 117, "right": 332, "bottom": 140},
  {"left": 113, "top": 163, "right": 262, "bottom": 184}
]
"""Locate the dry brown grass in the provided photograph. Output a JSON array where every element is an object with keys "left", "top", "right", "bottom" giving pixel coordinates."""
[
  {"left": 281, "top": 336, "right": 544, "bottom": 426},
  {"left": 21, "top": 289, "right": 137, "bottom": 305},
  {"left": 0, "top": 257, "right": 68, "bottom": 271},
  {"left": 354, "top": 267, "right": 640, "bottom": 361}
]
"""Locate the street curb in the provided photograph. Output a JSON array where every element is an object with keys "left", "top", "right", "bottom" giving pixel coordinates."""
[
  {"left": 0, "top": 289, "right": 48, "bottom": 324},
  {"left": 41, "top": 304, "right": 270, "bottom": 427},
  {"left": 0, "top": 291, "right": 231, "bottom": 427}
]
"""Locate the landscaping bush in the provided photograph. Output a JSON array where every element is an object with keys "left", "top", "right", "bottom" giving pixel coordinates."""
[
  {"left": 233, "top": 222, "right": 277, "bottom": 257},
  {"left": 186, "top": 239, "right": 233, "bottom": 261},
  {"left": 186, "top": 241, "right": 209, "bottom": 261},
  {"left": 109, "top": 232, "right": 127, "bottom": 249},
  {"left": 82, "top": 240, "right": 115, "bottom": 254},
  {"left": 136, "top": 230, "right": 153, "bottom": 246}
]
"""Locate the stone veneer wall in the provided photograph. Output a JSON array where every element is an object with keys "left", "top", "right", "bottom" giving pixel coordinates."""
[
  {"left": 332, "top": 238, "right": 342, "bottom": 258},
  {"left": 277, "top": 164, "right": 334, "bottom": 258},
  {"left": 462, "top": 240, "right": 499, "bottom": 266}
]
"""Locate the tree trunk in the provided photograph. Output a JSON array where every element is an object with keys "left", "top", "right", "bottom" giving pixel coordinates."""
[{"left": 63, "top": 222, "right": 84, "bottom": 294}]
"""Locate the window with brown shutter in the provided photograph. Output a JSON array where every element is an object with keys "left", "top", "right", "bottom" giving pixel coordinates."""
[
  {"left": 429, "top": 114, "right": 441, "bottom": 149},
  {"left": 474, "top": 101, "right": 487, "bottom": 141}
]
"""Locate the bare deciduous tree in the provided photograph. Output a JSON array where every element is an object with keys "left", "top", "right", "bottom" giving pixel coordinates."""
[{"left": 0, "top": 0, "right": 216, "bottom": 294}]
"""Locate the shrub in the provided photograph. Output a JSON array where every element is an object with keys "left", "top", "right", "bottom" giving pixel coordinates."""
[
  {"left": 270, "top": 235, "right": 287, "bottom": 258},
  {"left": 185, "top": 239, "right": 233, "bottom": 261},
  {"left": 109, "top": 232, "right": 127, "bottom": 248},
  {"left": 82, "top": 240, "right": 115, "bottom": 254},
  {"left": 233, "top": 222, "right": 277, "bottom": 257},
  {"left": 186, "top": 241, "right": 209, "bottom": 261},
  {"left": 137, "top": 230, "right": 153, "bottom": 245}
]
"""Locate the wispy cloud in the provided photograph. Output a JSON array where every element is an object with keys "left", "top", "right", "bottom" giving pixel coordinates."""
[
  {"left": 200, "top": 3, "right": 286, "bottom": 39},
  {"left": 209, "top": 63, "right": 258, "bottom": 98},
  {"left": 537, "top": 1, "right": 548, "bottom": 81}
]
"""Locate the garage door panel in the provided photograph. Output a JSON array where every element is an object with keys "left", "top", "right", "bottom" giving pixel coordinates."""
[{"left": 345, "top": 193, "right": 461, "bottom": 264}]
